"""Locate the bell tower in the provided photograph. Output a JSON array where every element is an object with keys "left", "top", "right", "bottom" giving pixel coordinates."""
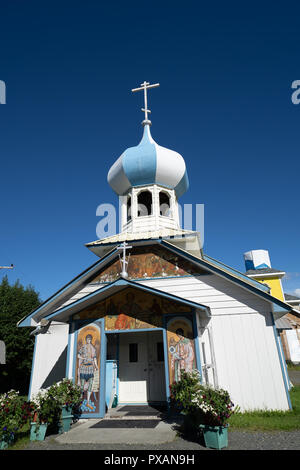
[{"left": 107, "top": 81, "right": 189, "bottom": 235}]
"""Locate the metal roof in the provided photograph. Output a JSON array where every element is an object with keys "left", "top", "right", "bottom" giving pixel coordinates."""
[
  {"left": 85, "top": 228, "right": 197, "bottom": 247},
  {"left": 246, "top": 268, "right": 285, "bottom": 275},
  {"left": 285, "top": 293, "right": 300, "bottom": 302},
  {"left": 275, "top": 316, "right": 293, "bottom": 330}
]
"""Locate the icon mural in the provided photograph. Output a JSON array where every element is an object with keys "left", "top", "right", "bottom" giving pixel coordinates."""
[
  {"left": 166, "top": 316, "right": 197, "bottom": 384},
  {"left": 73, "top": 294, "right": 197, "bottom": 414},
  {"left": 73, "top": 288, "right": 192, "bottom": 331},
  {"left": 92, "top": 246, "right": 203, "bottom": 284},
  {"left": 75, "top": 322, "right": 101, "bottom": 415}
]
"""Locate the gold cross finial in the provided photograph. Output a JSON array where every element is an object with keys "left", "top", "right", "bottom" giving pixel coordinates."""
[{"left": 131, "top": 81, "right": 160, "bottom": 126}]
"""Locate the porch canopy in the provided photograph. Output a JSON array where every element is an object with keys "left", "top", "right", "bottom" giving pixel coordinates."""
[{"left": 31, "top": 278, "right": 210, "bottom": 326}]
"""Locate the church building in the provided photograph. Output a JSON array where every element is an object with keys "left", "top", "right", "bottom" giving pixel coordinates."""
[{"left": 18, "top": 82, "right": 295, "bottom": 417}]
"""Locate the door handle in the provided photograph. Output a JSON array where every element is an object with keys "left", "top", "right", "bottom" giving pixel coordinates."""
[{"left": 144, "top": 368, "right": 147, "bottom": 372}]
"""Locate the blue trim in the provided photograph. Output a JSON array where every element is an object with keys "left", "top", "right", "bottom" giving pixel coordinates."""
[
  {"left": 72, "top": 319, "right": 106, "bottom": 418},
  {"left": 202, "top": 253, "right": 270, "bottom": 293},
  {"left": 65, "top": 321, "right": 72, "bottom": 379},
  {"left": 192, "top": 309, "right": 202, "bottom": 383},
  {"left": 43, "top": 277, "right": 210, "bottom": 322},
  {"left": 162, "top": 241, "right": 293, "bottom": 314},
  {"left": 100, "top": 321, "right": 106, "bottom": 418},
  {"left": 18, "top": 248, "right": 119, "bottom": 327},
  {"left": 163, "top": 312, "right": 200, "bottom": 407},
  {"left": 270, "top": 312, "right": 292, "bottom": 409},
  {"left": 162, "top": 318, "right": 170, "bottom": 406},
  {"left": 106, "top": 327, "right": 164, "bottom": 334},
  {"left": 116, "top": 334, "right": 119, "bottom": 401},
  {"left": 28, "top": 335, "right": 38, "bottom": 399}
]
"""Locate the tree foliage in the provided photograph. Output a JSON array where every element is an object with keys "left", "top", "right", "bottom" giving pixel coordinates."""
[{"left": 0, "top": 276, "right": 41, "bottom": 394}]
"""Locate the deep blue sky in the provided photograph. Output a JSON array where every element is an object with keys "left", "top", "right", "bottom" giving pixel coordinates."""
[{"left": 1, "top": 1, "right": 300, "bottom": 301}]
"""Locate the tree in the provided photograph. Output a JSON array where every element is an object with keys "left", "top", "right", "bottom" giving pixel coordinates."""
[{"left": 0, "top": 276, "right": 41, "bottom": 394}]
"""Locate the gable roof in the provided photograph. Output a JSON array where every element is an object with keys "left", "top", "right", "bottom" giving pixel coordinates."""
[
  {"left": 246, "top": 268, "right": 285, "bottom": 275},
  {"left": 33, "top": 278, "right": 211, "bottom": 324},
  {"left": 284, "top": 293, "right": 300, "bottom": 303},
  {"left": 18, "top": 238, "right": 295, "bottom": 327},
  {"left": 160, "top": 241, "right": 295, "bottom": 318}
]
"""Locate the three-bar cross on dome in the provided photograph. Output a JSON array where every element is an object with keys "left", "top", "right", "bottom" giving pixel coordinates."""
[{"left": 107, "top": 81, "right": 189, "bottom": 199}]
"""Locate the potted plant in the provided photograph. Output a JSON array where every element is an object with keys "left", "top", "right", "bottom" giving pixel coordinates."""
[
  {"left": 30, "top": 389, "right": 61, "bottom": 441},
  {"left": 0, "top": 390, "right": 33, "bottom": 449},
  {"left": 170, "top": 371, "right": 235, "bottom": 449},
  {"left": 47, "top": 379, "right": 82, "bottom": 433}
]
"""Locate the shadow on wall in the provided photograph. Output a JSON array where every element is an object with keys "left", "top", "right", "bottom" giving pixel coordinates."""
[{"left": 41, "top": 346, "right": 68, "bottom": 389}]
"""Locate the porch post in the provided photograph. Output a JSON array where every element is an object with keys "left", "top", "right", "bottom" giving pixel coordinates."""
[{"left": 162, "top": 320, "right": 171, "bottom": 412}]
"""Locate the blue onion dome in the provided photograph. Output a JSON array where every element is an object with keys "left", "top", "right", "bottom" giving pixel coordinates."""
[{"left": 107, "top": 124, "right": 189, "bottom": 198}]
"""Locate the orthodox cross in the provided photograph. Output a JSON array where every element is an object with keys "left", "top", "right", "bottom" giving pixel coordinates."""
[
  {"left": 117, "top": 241, "right": 132, "bottom": 279},
  {"left": 131, "top": 81, "right": 160, "bottom": 125}
]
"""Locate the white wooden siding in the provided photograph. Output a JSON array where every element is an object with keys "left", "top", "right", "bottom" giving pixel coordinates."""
[
  {"left": 45, "top": 273, "right": 289, "bottom": 411},
  {"left": 29, "top": 323, "right": 69, "bottom": 399},
  {"left": 137, "top": 276, "right": 290, "bottom": 411},
  {"left": 53, "top": 284, "right": 104, "bottom": 311},
  {"left": 137, "top": 275, "right": 270, "bottom": 316}
]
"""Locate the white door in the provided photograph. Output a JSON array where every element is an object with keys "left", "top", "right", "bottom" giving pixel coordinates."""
[
  {"left": 148, "top": 330, "right": 166, "bottom": 402},
  {"left": 119, "top": 332, "right": 149, "bottom": 403},
  {"left": 118, "top": 331, "right": 166, "bottom": 403}
]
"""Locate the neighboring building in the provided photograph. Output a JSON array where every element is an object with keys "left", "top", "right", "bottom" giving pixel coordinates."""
[
  {"left": 282, "top": 294, "right": 300, "bottom": 364},
  {"left": 245, "top": 250, "right": 300, "bottom": 364},
  {"left": 18, "top": 85, "right": 296, "bottom": 415}
]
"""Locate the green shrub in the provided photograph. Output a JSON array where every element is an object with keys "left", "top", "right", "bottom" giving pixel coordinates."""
[
  {"left": 0, "top": 390, "right": 34, "bottom": 441},
  {"left": 170, "top": 370, "right": 235, "bottom": 427}
]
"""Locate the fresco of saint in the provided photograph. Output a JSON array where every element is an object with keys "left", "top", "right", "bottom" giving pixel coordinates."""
[
  {"left": 77, "top": 330, "right": 99, "bottom": 412},
  {"left": 167, "top": 317, "right": 196, "bottom": 383}
]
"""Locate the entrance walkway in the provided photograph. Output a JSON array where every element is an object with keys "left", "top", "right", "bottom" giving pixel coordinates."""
[{"left": 54, "top": 405, "right": 178, "bottom": 445}]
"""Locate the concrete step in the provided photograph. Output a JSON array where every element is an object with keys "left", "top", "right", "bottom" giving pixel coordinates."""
[{"left": 106, "top": 405, "right": 166, "bottom": 420}]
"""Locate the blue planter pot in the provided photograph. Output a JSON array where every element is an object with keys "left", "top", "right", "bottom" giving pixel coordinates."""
[
  {"left": 61, "top": 405, "right": 73, "bottom": 419},
  {"left": 58, "top": 405, "right": 73, "bottom": 433},
  {"left": 199, "top": 424, "right": 228, "bottom": 450},
  {"left": 0, "top": 434, "right": 14, "bottom": 450},
  {"left": 30, "top": 423, "right": 48, "bottom": 441}
]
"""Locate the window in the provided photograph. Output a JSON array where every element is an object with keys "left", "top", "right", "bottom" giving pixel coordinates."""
[
  {"left": 156, "top": 342, "right": 164, "bottom": 362},
  {"left": 137, "top": 190, "right": 152, "bottom": 216},
  {"left": 127, "top": 196, "right": 132, "bottom": 222},
  {"left": 107, "top": 334, "right": 118, "bottom": 360},
  {"left": 129, "top": 343, "right": 138, "bottom": 362},
  {"left": 159, "top": 192, "right": 171, "bottom": 217}
]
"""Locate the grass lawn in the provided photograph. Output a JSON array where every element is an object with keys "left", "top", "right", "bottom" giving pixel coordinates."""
[
  {"left": 287, "top": 362, "right": 300, "bottom": 371},
  {"left": 229, "top": 385, "right": 300, "bottom": 431}
]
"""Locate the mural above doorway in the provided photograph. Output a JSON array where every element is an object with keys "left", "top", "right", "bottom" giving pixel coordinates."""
[
  {"left": 73, "top": 288, "right": 192, "bottom": 330},
  {"left": 92, "top": 245, "right": 204, "bottom": 283}
]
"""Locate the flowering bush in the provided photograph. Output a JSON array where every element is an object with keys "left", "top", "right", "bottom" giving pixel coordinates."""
[
  {"left": 169, "top": 370, "right": 202, "bottom": 413},
  {"left": 0, "top": 390, "right": 34, "bottom": 441},
  {"left": 47, "top": 378, "right": 82, "bottom": 408},
  {"left": 31, "top": 388, "right": 61, "bottom": 426},
  {"left": 170, "top": 371, "right": 235, "bottom": 427}
]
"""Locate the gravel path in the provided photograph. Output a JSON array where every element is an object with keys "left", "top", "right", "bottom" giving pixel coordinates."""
[{"left": 23, "top": 429, "right": 300, "bottom": 451}]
